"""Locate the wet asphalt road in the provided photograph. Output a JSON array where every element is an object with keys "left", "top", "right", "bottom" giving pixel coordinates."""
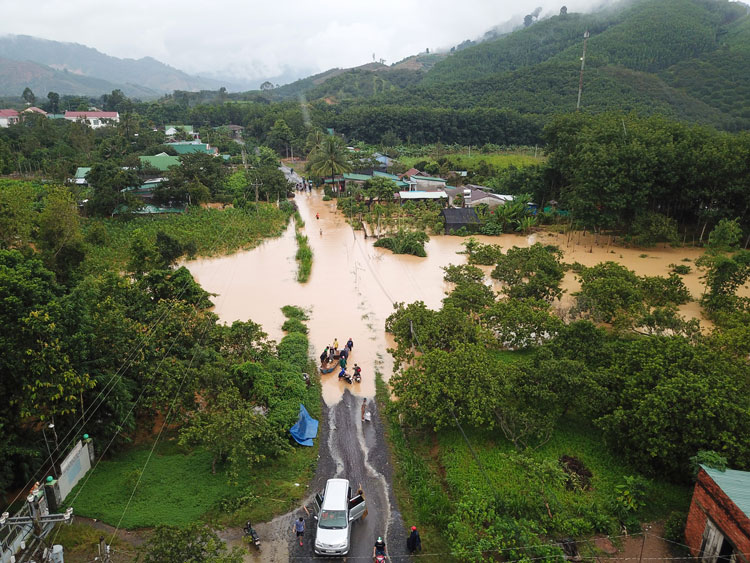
[{"left": 289, "top": 390, "right": 407, "bottom": 562}]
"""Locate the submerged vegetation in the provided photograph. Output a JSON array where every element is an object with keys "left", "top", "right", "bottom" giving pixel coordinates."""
[{"left": 374, "top": 229, "right": 430, "bottom": 257}]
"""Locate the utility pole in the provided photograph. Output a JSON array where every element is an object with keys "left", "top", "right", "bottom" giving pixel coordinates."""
[
  {"left": 1, "top": 492, "right": 74, "bottom": 562},
  {"left": 576, "top": 31, "right": 590, "bottom": 111}
]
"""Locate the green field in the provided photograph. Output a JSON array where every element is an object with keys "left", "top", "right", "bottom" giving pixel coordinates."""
[
  {"left": 83, "top": 204, "right": 290, "bottom": 273},
  {"left": 398, "top": 151, "right": 544, "bottom": 171}
]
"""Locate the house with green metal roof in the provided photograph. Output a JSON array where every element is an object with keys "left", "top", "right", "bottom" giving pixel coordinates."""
[
  {"left": 73, "top": 167, "right": 91, "bottom": 185},
  {"left": 139, "top": 154, "right": 182, "bottom": 172},
  {"left": 167, "top": 142, "right": 217, "bottom": 156},
  {"left": 686, "top": 465, "right": 750, "bottom": 561}
]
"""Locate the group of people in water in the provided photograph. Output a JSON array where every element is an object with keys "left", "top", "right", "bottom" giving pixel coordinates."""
[{"left": 319, "top": 338, "right": 361, "bottom": 384}]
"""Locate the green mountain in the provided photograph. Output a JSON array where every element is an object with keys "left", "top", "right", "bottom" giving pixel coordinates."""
[
  {"left": 263, "top": 0, "right": 749, "bottom": 130},
  {"left": 0, "top": 35, "right": 236, "bottom": 96},
  {"left": 0, "top": 57, "right": 159, "bottom": 99}
]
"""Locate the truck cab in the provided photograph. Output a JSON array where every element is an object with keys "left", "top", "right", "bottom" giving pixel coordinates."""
[{"left": 313, "top": 478, "right": 366, "bottom": 556}]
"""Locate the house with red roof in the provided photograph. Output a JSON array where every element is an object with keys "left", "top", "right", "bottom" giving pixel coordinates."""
[
  {"left": 0, "top": 109, "right": 20, "bottom": 128},
  {"left": 64, "top": 111, "right": 119, "bottom": 128}
]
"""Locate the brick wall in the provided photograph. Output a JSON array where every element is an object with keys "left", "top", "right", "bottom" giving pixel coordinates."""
[{"left": 685, "top": 468, "right": 750, "bottom": 561}]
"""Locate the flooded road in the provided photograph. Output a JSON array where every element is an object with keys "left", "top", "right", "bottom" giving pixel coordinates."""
[{"left": 189, "top": 189, "right": 717, "bottom": 404}]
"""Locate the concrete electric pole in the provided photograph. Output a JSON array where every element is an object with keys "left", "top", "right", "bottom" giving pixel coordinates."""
[{"left": 576, "top": 31, "right": 590, "bottom": 111}]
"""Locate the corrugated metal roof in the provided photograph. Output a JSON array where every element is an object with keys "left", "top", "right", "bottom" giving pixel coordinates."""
[
  {"left": 441, "top": 207, "right": 481, "bottom": 223},
  {"left": 139, "top": 155, "right": 182, "bottom": 172},
  {"left": 411, "top": 175, "right": 446, "bottom": 183},
  {"left": 398, "top": 191, "right": 447, "bottom": 199},
  {"left": 373, "top": 171, "right": 399, "bottom": 180},
  {"left": 74, "top": 167, "right": 91, "bottom": 179},
  {"left": 343, "top": 173, "right": 372, "bottom": 181},
  {"left": 702, "top": 465, "right": 750, "bottom": 519}
]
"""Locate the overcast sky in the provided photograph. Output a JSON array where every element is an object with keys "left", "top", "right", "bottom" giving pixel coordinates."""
[{"left": 0, "top": 0, "right": 605, "bottom": 87}]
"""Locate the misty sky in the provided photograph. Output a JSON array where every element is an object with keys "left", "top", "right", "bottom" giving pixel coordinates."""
[{"left": 0, "top": 0, "right": 601, "bottom": 86}]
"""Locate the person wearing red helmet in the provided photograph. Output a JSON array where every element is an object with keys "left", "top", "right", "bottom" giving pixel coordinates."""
[{"left": 406, "top": 526, "right": 421, "bottom": 554}]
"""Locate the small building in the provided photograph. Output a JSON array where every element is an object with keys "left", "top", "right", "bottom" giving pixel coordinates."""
[
  {"left": 0, "top": 109, "right": 20, "bottom": 127},
  {"left": 685, "top": 465, "right": 750, "bottom": 562},
  {"left": 164, "top": 125, "right": 198, "bottom": 140},
  {"left": 122, "top": 178, "right": 166, "bottom": 201},
  {"left": 139, "top": 154, "right": 182, "bottom": 173},
  {"left": 440, "top": 207, "right": 481, "bottom": 234},
  {"left": 72, "top": 167, "right": 92, "bottom": 185},
  {"left": 397, "top": 190, "right": 448, "bottom": 203},
  {"left": 166, "top": 141, "right": 218, "bottom": 156},
  {"left": 64, "top": 111, "right": 119, "bottom": 128},
  {"left": 410, "top": 175, "right": 447, "bottom": 192}
]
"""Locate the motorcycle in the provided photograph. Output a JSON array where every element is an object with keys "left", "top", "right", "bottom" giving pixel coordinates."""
[
  {"left": 374, "top": 554, "right": 387, "bottom": 563},
  {"left": 353, "top": 366, "right": 362, "bottom": 384},
  {"left": 244, "top": 521, "right": 261, "bottom": 549}
]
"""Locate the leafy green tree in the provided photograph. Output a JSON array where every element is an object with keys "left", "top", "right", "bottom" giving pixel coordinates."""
[
  {"left": 363, "top": 176, "right": 397, "bottom": 205},
  {"left": 46, "top": 92, "right": 60, "bottom": 114},
  {"left": 491, "top": 244, "right": 564, "bottom": 302},
  {"left": 178, "top": 384, "right": 285, "bottom": 477},
  {"left": 631, "top": 212, "right": 679, "bottom": 247},
  {"left": 267, "top": 118, "right": 294, "bottom": 157},
  {"left": 37, "top": 188, "right": 87, "bottom": 284},
  {"left": 86, "top": 163, "right": 140, "bottom": 216},
  {"left": 592, "top": 336, "right": 750, "bottom": 476},
  {"left": 0, "top": 181, "right": 34, "bottom": 248},
  {"left": 142, "top": 522, "right": 244, "bottom": 563},
  {"left": 707, "top": 218, "right": 742, "bottom": 253},
  {"left": 22, "top": 87, "right": 35, "bottom": 105},
  {"left": 573, "top": 261, "right": 645, "bottom": 325},
  {"left": 390, "top": 343, "right": 503, "bottom": 430},
  {"left": 160, "top": 153, "right": 228, "bottom": 204},
  {"left": 696, "top": 250, "right": 750, "bottom": 314},
  {"left": 442, "top": 276, "right": 496, "bottom": 313},
  {"left": 481, "top": 298, "right": 564, "bottom": 349}
]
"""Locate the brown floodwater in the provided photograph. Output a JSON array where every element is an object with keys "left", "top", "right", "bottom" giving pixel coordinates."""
[{"left": 187, "top": 190, "right": 731, "bottom": 405}]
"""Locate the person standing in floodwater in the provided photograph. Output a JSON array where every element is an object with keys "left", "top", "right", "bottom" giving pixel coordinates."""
[{"left": 346, "top": 337, "right": 353, "bottom": 351}]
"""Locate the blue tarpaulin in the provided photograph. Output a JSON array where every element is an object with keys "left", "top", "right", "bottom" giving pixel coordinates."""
[{"left": 289, "top": 404, "right": 318, "bottom": 446}]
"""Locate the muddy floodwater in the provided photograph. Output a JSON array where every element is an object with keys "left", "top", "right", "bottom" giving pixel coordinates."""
[{"left": 188, "top": 190, "right": 719, "bottom": 406}]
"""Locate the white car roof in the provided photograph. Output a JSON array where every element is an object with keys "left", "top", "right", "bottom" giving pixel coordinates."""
[{"left": 322, "top": 478, "right": 349, "bottom": 510}]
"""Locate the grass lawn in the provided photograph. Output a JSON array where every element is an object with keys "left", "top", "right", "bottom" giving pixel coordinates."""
[{"left": 68, "top": 436, "right": 318, "bottom": 529}]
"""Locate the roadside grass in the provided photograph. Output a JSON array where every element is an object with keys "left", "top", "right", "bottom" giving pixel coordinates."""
[
  {"left": 376, "top": 373, "right": 457, "bottom": 562},
  {"left": 83, "top": 204, "right": 291, "bottom": 273},
  {"left": 50, "top": 522, "right": 123, "bottom": 555},
  {"left": 437, "top": 417, "right": 690, "bottom": 537},
  {"left": 67, "top": 437, "right": 319, "bottom": 529}
]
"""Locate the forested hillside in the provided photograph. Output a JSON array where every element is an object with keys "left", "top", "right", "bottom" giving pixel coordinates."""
[{"left": 253, "top": 0, "right": 749, "bottom": 131}]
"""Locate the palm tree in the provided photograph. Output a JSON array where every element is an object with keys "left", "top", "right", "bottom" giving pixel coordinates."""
[
  {"left": 308, "top": 135, "right": 351, "bottom": 190},
  {"left": 305, "top": 129, "right": 326, "bottom": 155}
]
